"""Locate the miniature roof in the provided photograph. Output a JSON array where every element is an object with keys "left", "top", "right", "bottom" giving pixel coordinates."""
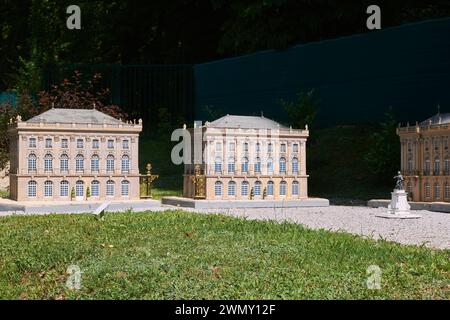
[
  {"left": 26, "top": 108, "right": 122, "bottom": 125},
  {"left": 208, "top": 114, "right": 287, "bottom": 129},
  {"left": 420, "top": 113, "right": 450, "bottom": 125}
]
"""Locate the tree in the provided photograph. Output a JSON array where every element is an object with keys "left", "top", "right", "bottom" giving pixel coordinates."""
[
  {"left": 279, "top": 89, "right": 319, "bottom": 129},
  {"left": 364, "top": 107, "right": 400, "bottom": 185}
]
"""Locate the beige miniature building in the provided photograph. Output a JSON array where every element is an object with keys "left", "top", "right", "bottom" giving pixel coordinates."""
[
  {"left": 8, "top": 108, "right": 142, "bottom": 201},
  {"left": 398, "top": 112, "right": 450, "bottom": 202},
  {"left": 183, "top": 114, "right": 309, "bottom": 200}
]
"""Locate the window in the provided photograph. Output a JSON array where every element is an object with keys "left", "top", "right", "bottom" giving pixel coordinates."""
[
  {"left": 76, "top": 180, "right": 84, "bottom": 197},
  {"left": 214, "top": 181, "right": 222, "bottom": 196},
  {"left": 228, "top": 142, "right": 235, "bottom": 153},
  {"left": 76, "top": 154, "right": 84, "bottom": 172},
  {"left": 292, "top": 181, "right": 299, "bottom": 196},
  {"left": 60, "top": 154, "right": 69, "bottom": 173},
  {"left": 122, "top": 140, "right": 129, "bottom": 149},
  {"left": 434, "top": 183, "right": 441, "bottom": 200},
  {"left": 44, "top": 154, "right": 53, "bottom": 172},
  {"left": 76, "top": 139, "right": 84, "bottom": 148},
  {"left": 407, "top": 158, "right": 413, "bottom": 172},
  {"left": 241, "top": 157, "right": 248, "bottom": 173},
  {"left": 267, "top": 181, "right": 274, "bottom": 196},
  {"left": 280, "top": 143, "right": 286, "bottom": 153},
  {"left": 28, "top": 181, "right": 37, "bottom": 197},
  {"left": 214, "top": 157, "right": 222, "bottom": 173},
  {"left": 280, "top": 181, "right": 287, "bottom": 196},
  {"left": 241, "top": 181, "right": 249, "bottom": 196},
  {"left": 28, "top": 154, "right": 37, "bottom": 173},
  {"left": 267, "top": 158, "right": 274, "bottom": 174},
  {"left": 445, "top": 158, "right": 450, "bottom": 174},
  {"left": 445, "top": 182, "right": 450, "bottom": 200},
  {"left": 121, "top": 180, "right": 130, "bottom": 196},
  {"left": 228, "top": 181, "right": 236, "bottom": 196},
  {"left": 44, "top": 180, "right": 53, "bottom": 197},
  {"left": 268, "top": 143, "right": 273, "bottom": 153},
  {"left": 243, "top": 142, "right": 249, "bottom": 153},
  {"left": 292, "top": 157, "right": 299, "bottom": 174},
  {"left": 279, "top": 157, "right": 286, "bottom": 173},
  {"left": 121, "top": 155, "right": 130, "bottom": 173},
  {"left": 107, "top": 155, "right": 115, "bottom": 172},
  {"left": 45, "top": 138, "right": 52, "bottom": 148},
  {"left": 91, "top": 180, "right": 100, "bottom": 197},
  {"left": 424, "top": 158, "right": 430, "bottom": 174},
  {"left": 60, "top": 180, "right": 69, "bottom": 197},
  {"left": 256, "top": 143, "right": 261, "bottom": 152},
  {"left": 107, "top": 139, "right": 114, "bottom": 149},
  {"left": 293, "top": 143, "right": 299, "bottom": 153},
  {"left": 425, "top": 182, "right": 431, "bottom": 198},
  {"left": 91, "top": 155, "right": 99, "bottom": 172},
  {"left": 228, "top": 157, "right": 235, "bottom": 174},
  {"left": 254, "top": 181, "right": 261, "bottom": 196},
  {"left": 215, "top": 142, "right": 222, "bottom": 153},
  {"left": 434, "top": 158, "right": 440, "bottom": 174},
  {"left": 92, "top": 139, "right": 99, "bottom": 149},
  {"left": 61, "top": 138, "right": 68, "bottom": 148},
  {"left": 254, "top": 157, "right": 261, "bottom": 173},
  {"left": 106, "top": 180, "right": 115, "bottom": 196},
  {"left": 29, "top": 138, "right": 36, "bottom": 148}
]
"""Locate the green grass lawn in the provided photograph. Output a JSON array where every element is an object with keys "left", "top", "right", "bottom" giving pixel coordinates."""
[{"left": 0, "top": 211, "right": 448, "bottom": 300}]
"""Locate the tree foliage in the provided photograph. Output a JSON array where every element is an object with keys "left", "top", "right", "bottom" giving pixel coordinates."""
[{"left": 279, "top": 89, "right": 319, "bottom": 129}]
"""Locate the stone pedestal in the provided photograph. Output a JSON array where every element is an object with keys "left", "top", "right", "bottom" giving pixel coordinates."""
[{"left": 376, "top": 189, "right": 421, "bottom": 219}]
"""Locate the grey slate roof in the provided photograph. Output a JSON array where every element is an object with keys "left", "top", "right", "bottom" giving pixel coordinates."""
[
  {"left": 26, "top": 108, "right": 122, "bottom": 125},
  {"left": 208, "top": 114, "right": 287, "bottom": 129},
  {"left": 420, "top": 113, "right": 450, "bottom": 125}
]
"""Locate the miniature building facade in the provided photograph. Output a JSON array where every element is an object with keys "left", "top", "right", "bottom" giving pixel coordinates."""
[
  {"left": 398, "top": 113, "right": 450, "bottom": 202},
  {"left": 183, "top": 115, "right": 309, "bottom": 200},
  {"left": 8, "top": 108, "right": 142, "bottom": 201}
]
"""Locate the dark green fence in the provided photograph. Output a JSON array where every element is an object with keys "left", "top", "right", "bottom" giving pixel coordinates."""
[{"left": 43, "top": 64, "right": 195, "bottom": 132}]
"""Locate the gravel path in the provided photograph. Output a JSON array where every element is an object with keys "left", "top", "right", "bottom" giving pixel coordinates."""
[{"left": 182, "top": 206, "right": 450, "bottom": 250}]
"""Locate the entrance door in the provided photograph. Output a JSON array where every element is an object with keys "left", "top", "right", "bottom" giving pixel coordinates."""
[{"left": 76, "top": 181, "right": 84, "bottom": 201}]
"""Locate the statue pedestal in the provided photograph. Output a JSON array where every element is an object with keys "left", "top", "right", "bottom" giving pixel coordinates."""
[{"left": 376, "top": 189, "right": 421, "bottom": 219}]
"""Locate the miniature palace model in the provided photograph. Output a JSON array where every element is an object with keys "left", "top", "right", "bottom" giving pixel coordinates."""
[
  {"left": 183, "top": 114, "right": 309, "bottom": 200},
  {"left": 8, "top": 108, "right": 142, "bottom": 201},
  {"left": 397, "top": 112, "right": 450, "bottom": 202}
]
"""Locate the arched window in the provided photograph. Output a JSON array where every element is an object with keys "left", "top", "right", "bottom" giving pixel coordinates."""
[
  {"left": 407, "top": 157, "right": 413, "bottom": 172},
  {"left": 214, "top": 157, "right": 222, "bottom": 173},
  {"left": 445, "top": 182, "right": 450, "bottom": 200},
  {"left": 44, "top": 180, "right": 53, "bottom": 197},
  {"left": 445, "top": 158, "right": 450, "bottom": 174},
  {"left": 254, "top": 181, "right": 262, "bottom": 196},
  {"left": 434, "top": 182, "right": 441, "bottom": 200},
  {"left": 227, "top": 157, "right": 235, "bottom": 174},
  {"left": 60, "top": 180, "right": 69, "bottom": 197},
  {"left": 241, "top": 157, "right": 249, "bottom": 173},
  {"left": 241, "top": 181, "right": 249, "bottom": 196},
  {"left": 44, "top": 154, "right": 53, "bottom": 172},
  {"left": 254, "top": 157, "right": 261, "bottom": 173},
  {"left": 425, "top": 182, "right": 431, "bottom": 199},
  {"left": 267, "top": 158, "right": 273, "bottom": 174},
  {"left": 28, "top": 180, "right": 37, "bottom": 197},
  {"left": 106, "top": 155, "right": 115, "bottom": 173},
  {"left": 268, "top": 143, "right": 273, "bottom": 153},
  {"left": 91, "top": 155, "right": 99, "bottom": 173},
  {"left": 214, "top": 181, "right": 222, "bottom": 196},
  {"left": 292, "top": 157, "right": 299, "bottom": 174},
  {"left": 106, "top": 180, "right": 115, "bottom": 196},
  {"left": 279, "top": 157, "right": 286, "bottom": 174},
  {"left": 75, "top": 154, "right": 84, "bottom": 172},
  {"left": 434, "top": 157, "right": 440, "bottom": 175},
  {"left": 424, "top": 158, "right": 430, "bottom": 175},
  {"left": 76, "top": 180, "right": 84, "bottom": 197},
  {"left": 121, "top": 180, "right": 129, "bottom": 196},
  {"left": 28, "top": 154, "right": 37, "bottom": 173},
  {"left": 292, "top": 181, "right": 299, "bottom": 196},
  {"left": 267, "top": 181, "right": 274, "bottom": 196},
  {"left": 280, "top": 181, "right": 287, "bottom": 196},
  {"left": 60, "top": 154, "right": 69, "bottom": 173},
  {"left": 228, "top": 181, "right": 236, "bottom": 196},
  {"left": 243, "top": 142, "right": 249, "bottom": 152},
  {"left": 91, "top": 180, "right": 100, "bottom": 197},
  {"left": 121, "top": 155, "right": 130, "bottom": 173}
]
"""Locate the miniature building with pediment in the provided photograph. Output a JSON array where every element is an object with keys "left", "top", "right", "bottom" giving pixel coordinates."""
[
  {"left": 183, "top": 114, "right": 309, "bottom": 200},
  {"left": 8, "top": 108, "right": 142, "bottom": 201}
]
